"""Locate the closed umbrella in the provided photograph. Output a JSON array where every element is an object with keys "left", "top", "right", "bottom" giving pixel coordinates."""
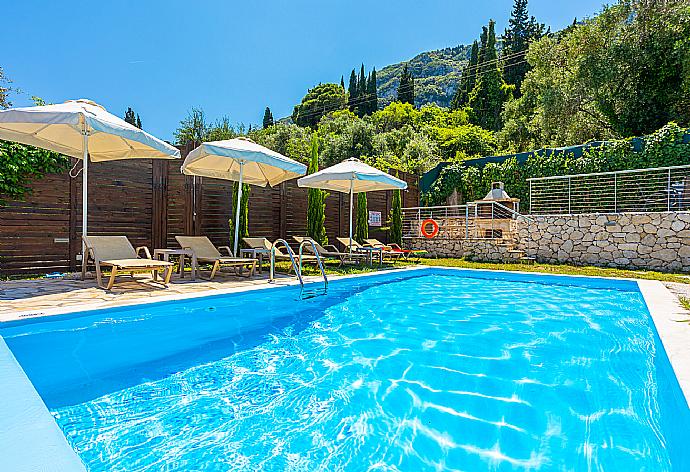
[
  {"left": 0, "top": 99, "right": 180, "bottom": 274},
  {"left": 297, "top": 157, "right": 407, "bottom": 253},
  {"left": 181, "top": 138, "right": 307, "bottom": 255}
]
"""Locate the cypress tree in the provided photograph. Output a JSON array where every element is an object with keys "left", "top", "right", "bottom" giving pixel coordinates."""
[
  {"left": 366, "top": 68, "right": 378, "bottom": 114},
  {"left": 468, "top": 20, "right": 509, "bottom": 131},
  {"left": 356, "top": 64, "right": 367, "bottom": 117},
  {"left": 389, "top": 188, "right": 403, "bottom": 246},
  {"left": 135, "top": 114, "right": 142, "bottom": 129},
  {"left": 354, "top": 192, "right": 368, "bottom": 244},
  {"left": 229, "top": 182, "right": 250, "bottom": 252},
  {"left": 397, "top": 63, "right": 415, "bottom": 106},
  {"left": 503, "top": 0, "right": 545, "bottom": 95},
  {"left": 451, "top": 40, "right": 480, "bottom": 109},
  {"left": 340, "top": 75, "right": 345, "bottom": 89},
  {"left": 262, "top": 107, "right": 274, "bottom": 129},
  {"left": 348, "top": 69, "right": 358, "bottom": 112},
  {"left": 306, "top": 136, "right": 328, "bottom": 245}
]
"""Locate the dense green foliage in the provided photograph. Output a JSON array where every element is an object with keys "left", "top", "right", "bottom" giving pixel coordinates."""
[
  {"left": 306, "top": 136, "right": 328, "bottom": 245},
  {"left": 389, "top": 188, "right": 403, "bottom": 246},
  {"left": 468, "top": 20, "right": 513, "bottom": 131},
  {"left": 346, "top": 64, "right": 378, "bottom": 117},
  {"left": 450, "top": 41, "right": 478, "bottom": 109},
  {"left": 292, "top": 83, "right": 347, "bottom": 128},
  {"left": 377, "top": 45, "right": 472, "bottom": 108},
  {"left": 355, "top": 192, "right": 368, "bottom": 243},
  {"left": 500, "top": 0, "right": 690, "bottom": 151},
  {"left": 397, "top": 64, "right": 415, "bottom": 106},
  {"left": 0, "top": 140, "right": 69, "bottom": 202},
  {"left": 424, "top": 122, "right": 690, "bottom": 207},
  {"left": 248, "top": 102, "right": 496, "bottom": 176},
  {"left": 262, "top": 107, "right": 274, "bottom": 129}
]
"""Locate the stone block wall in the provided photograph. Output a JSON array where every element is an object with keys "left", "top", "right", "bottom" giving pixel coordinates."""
[
  {"left": 408, "top": 238, "right": 520, "bottom": 262},
  {"left": 517, "top": 212, "right": 690, "bottom": 272},
  {"left": 406, "top": 211, "right": 690, "bottom": 272}
]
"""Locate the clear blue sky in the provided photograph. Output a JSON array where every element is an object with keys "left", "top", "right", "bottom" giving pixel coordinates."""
[{"left": 2, "top": 0, "right": 603, "bottom": 141}]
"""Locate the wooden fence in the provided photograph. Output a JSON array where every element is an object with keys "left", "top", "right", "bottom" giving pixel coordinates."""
[{"left": 0, "top": 147, "right": 419, "bottom": 275}]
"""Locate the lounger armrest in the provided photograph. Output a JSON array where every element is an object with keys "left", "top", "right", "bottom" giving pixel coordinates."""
[
  {"left": 218, "top": 246, "right": 233, "bottom": 256},
  {"left": 388, "top": 243, "right": 403, "bottom": 250},
  {"left": 136, "top": 246, "right": 152, "bottom": 259}
]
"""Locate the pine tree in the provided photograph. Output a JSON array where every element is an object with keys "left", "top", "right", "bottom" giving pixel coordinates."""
[
  {"left": 262, "top": 107, "right": 274, "bottom": 129},
  {"left": 389, "top": 188, "right": 403, "bottom": 246},
  {"left": 451, "top": 40, "right": 480, "bottom": 109},
  {"left": 469, "top": 20, "right": 510, "bottom": 131},
  {"left": 348, "top": 69, "right": 358, "bottom": 113},
  {"left": 306, "top": 136, "right": 328, "bottom": 245},
  {"left": 366, "top": 68, "right": 378, "bottom": 114},
  {"left": 354, "top": 192, "right": 368, "bottom": 243},
  {"left": 503, "top": 0, "right": 545, "bottom": 95},
  {"left": 397, "top": 63, "right": 415, "bottom": 106}
]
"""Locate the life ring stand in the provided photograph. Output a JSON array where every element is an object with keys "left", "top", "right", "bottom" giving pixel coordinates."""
[{"left": 420, "top": 218, "right": 439, "bottom": 238}]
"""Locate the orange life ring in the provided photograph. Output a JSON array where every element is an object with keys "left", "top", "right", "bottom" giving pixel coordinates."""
[{"left": 420, "top": 218, "right": 439, "bottom": 238}]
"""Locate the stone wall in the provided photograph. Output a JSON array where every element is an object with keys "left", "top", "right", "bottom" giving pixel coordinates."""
[
  {"left": 517, "top": 212, "right": 690, "bottom": 272},
  {"left": 406, "top": 211, "right": 690, "bottom": 272},
  {"left": 409, "top": 238, "right": 521, "bottom": 262}
]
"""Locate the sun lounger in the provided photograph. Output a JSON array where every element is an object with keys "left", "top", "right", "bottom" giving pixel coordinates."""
[
  {"left": 176, "top": 236, "right": 257, "bottom": 280},
  {"left": 364, "top": 238, "right": 426, "bottom": 261},
  {"left": 336, "top": 237, "right": 385, "bottom": 264},
  {"left": 293, "top": 236, "right": 367, "bottom": 265},
  {"left": 82, "top": 235, "right": 174, "bottom": 290},
  {"left": 243, "top": 237, "right": 319, "bottom": 263}
]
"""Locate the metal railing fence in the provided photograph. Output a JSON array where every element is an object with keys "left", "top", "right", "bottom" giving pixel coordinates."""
[
  {"left": 527, "top": 164, "right": 690, "bottom": 215},
  {"left": 401, "top": 201, "right": 525, "bottom": 240}
]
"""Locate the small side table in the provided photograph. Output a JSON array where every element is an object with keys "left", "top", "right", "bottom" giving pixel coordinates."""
[
  {"left": 356, "top": 246, "right": 383, "bottom": 265},
  {"left": 153, "top": 248, "right": 197, "bottom": 280},
  {"left": 240, "top": 248, "right": 270, "bottom": 274}
]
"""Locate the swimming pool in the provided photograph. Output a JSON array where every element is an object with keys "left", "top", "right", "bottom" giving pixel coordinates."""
[{"left": 1, "top": 268, "right": 688, "bottom": 470}]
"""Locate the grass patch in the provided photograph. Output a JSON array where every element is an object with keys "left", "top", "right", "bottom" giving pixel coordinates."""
[
  {"left": 420, "top": 258, "right": 690, "bottom": 284},
  {"left": 273, "top": 256, "right": 690, "bottom": 284}
]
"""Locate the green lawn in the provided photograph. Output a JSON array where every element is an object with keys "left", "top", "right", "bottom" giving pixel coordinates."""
[{"left": 275, "top": 257, "right": 690, "bottom": 284}]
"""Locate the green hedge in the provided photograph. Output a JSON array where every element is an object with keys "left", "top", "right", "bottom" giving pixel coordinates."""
[{"left": 422, "top": 122, "right": 690, "bottom": 209}]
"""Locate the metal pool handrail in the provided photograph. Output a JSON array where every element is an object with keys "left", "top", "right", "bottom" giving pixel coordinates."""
[
  {"left": 269, "top": 239, "right": 302, "bottom": 285},
  {"left": 298, "top": 238, "right": 328, "bottom": 291}
]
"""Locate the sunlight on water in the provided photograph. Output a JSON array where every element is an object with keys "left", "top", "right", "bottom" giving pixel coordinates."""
[{"left": 2, "top": 271, "right": 689, "bottom": 471}]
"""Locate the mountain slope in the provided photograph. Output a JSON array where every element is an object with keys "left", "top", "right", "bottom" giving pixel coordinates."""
[{"left": 377, "top": 44, "right": 472, "bottom": 109}]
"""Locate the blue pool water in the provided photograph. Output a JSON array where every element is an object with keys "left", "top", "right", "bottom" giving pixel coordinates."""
[{"left": 1, "top": 268, "right": 689, "bottom": 471}]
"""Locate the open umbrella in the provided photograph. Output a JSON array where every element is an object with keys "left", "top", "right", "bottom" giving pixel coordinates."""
[
  {"left": 0, "top": 99, "right": 180, "bottom": 274},
  {"left": 297, "top": 158, "right": 407, "bottom": 253},
  {"left": 181, "top": 138, "right": 307, "bottom": 255}
]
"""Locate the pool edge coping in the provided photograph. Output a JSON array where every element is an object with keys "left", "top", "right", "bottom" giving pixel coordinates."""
[
  {"left": 0, "top": 337, "right": 86, "bottom": 471},
  {"left": 637, "top": 279, "right": 690, "bottom": 406}
]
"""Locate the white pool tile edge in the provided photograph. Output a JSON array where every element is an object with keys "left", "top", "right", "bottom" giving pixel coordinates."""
[
  {"left": 637, "top": 279, "right": 690, "bottom": 406},
  {"left": 0, "top": 337, "right": 86, "bottom": 471}
]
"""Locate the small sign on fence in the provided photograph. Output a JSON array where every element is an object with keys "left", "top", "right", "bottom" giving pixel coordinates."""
[{"left": 368, "top": 211, "right": 382, "bottom": 227}]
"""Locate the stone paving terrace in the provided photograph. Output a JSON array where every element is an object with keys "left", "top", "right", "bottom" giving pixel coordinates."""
[{"left": 0, "top": 272, "right": 305, "bottom": 322}]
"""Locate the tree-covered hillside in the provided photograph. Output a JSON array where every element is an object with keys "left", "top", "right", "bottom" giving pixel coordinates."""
[{"left": 377, "top": 45, "right": 472, "bottom": 108}]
